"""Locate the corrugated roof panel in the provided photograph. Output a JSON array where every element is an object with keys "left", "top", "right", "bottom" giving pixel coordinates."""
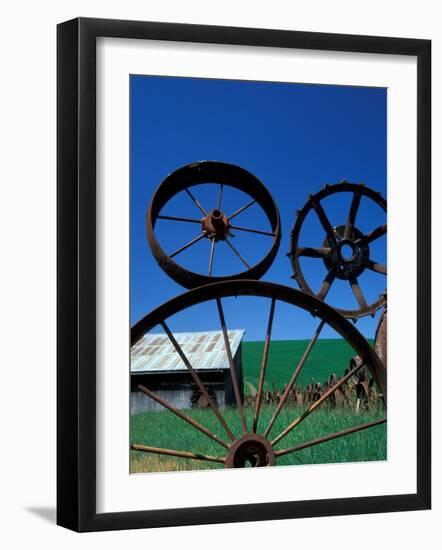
[{"left": 130, "top": 329, "right": 244, "bottom": 373}]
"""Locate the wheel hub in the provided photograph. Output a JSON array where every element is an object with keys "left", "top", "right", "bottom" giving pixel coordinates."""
[
  {"left": 202, "top": 208, "right": 230, "bottom": 241},
  {"left": 323, "top": 225, "right": 369, "bottom": 280},
  {"left": 225, "top": 433, "right": 275, "bottom": 468}
]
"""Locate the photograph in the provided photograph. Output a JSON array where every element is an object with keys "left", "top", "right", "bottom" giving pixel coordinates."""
[
  {"left": 54, "top": 12, "right": 431, "bottom": 534},
  {"left": 0, "top": 0, "right": 434, "bottom": 540},
  {"left": 129, "top": 75, "right": 388, "bottom": 473}
]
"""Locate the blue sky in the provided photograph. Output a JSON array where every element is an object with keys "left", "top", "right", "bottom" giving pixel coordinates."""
[{"left": 130, "top": 75, "right": 386, "bottom": 340}]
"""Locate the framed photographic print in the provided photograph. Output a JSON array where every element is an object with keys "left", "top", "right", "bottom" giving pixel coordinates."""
[{"left": 57, "top": 17, "right": 431, "bottom": 532}]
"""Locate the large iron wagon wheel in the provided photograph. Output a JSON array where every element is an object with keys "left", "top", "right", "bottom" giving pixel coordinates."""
[
  {"left": 146, "top": 161, "right": 281, "bottom": 289},
  {"left": 289, "top": 181, "right": 387, "bottom": 320},
  {"left": 130, "top": 280, "right": 386, "bottom": 469}
]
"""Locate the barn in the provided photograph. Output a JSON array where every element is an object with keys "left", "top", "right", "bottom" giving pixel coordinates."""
[{"left": 130, "top": 329, "right": 244, "bottom": 415}]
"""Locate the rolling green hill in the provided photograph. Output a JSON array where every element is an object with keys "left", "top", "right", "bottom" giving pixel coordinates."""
[{"left": 241, "top": 338, "right": 366, "bottom": 393}]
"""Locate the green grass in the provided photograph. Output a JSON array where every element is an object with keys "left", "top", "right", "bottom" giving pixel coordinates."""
[
  {"left": 241, "top": 339, "right": 370, "bottom": 393},
  {"left": 130, "top": 405, "right": 386, "bottom": 473},
  {"left": 130, "top": 338, "right": 383, "bottom": 474}
]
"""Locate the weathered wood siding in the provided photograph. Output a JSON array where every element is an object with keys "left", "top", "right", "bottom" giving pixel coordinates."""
[
  {"left": 130, "top": 346, "right": 244, "bottom": 414},
  {"left": 130, "top": 388, "right": 226, "bottom": 415}
]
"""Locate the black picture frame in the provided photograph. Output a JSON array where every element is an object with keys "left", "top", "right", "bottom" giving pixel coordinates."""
[{"left": 57, "top": 17, "right": 431, "bottom": 532}]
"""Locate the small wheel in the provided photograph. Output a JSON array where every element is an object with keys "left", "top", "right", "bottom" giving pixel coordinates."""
[
  {"left": 146, "top": 161, "right": 281, "bottom": 289},
  {"left": 131, "top": 280, "right": 386, "bottom": 470},
  {"left": 289, "top": 181, "right": 387, "bottom": 320}
]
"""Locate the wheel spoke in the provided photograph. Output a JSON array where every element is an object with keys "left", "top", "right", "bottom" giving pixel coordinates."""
[
  {"left": 310, "top": 197, "right": 336, "bottom": 243},
  {"left": 296, "top": 246, "right": 331, "bottom": 258},
  {"left": 271, "top": 359, "right": 366, "bottom": 446},
  {"left": 274, "top": 418, "right": 386, "bottom": 457},
  {"left": 367, "top": 259, "right": 387, "bottom": 275},
  {"left": 136, "top": 384, "right": 229, "bottom": 449},
  {"left": 252, "top": 298, "right": 276, "bottom": 433},
  {"left": 131, "top": 444, "right": 225, "bottom": 464},
  {"left": 224, "top": 238, "right": 251, "bottom": 269},
  {"left": 185, "top": 188, "right": 207, "bottom": 216},
  {"left": 161, "top": 321, "right": 235, "bottom": 441},
  {"left": 263, "top": 320, "right": 325, "bottom": 437},
  {"left": 216, "top": 298, "right": 248, "bottom": 433},
  {"left": 350, "top": 276, "right": 368, "bottom": 310},
  {"left": 169, "top": 233, "right": 205, "bottom": 259},
  {"left": 208, "top": 239, "right": 216, "bottom": 276},
  {"left": 229, "top": 224, "right": 276, "bottom": 237},
  {"left": 343, "top": 192, "right": 362, "bottom": 240},
  {"left": 157, "top": 214, "right": 202, "bottom": 224},
  {"left": 228, "top": 199, "right": 257, "bottom": 221},
  {"left": 317, "top": 268, "right": 336, "bottom": 300},
  {"left": 217, "top": 183, "right": 224, "bottom": 209},
  {"left": 365, "top": 224, "right": 387, "bottom": 243}
]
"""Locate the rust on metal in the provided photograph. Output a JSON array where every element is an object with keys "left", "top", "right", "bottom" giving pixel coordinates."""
[
  {"left": 275, "top": 418, "right": 386, "bottom": 457},
  {"left": 374, "top": 307, "right": 387, "bottom": 369},
  {"left": 289, "top": 181, "right": 387, "bottom": 320},
  {"left": 136, "top": 384, "right": 230, "bottom": 449},
  {"left": 161, "top": 320, "right": 236, "bottom": 441},
  {"left": 225, "top": 433, "right": 276, "bottom": 468},
  {"left": 263, "top": 319, "right": 326, "bottom": 437},
  {"left": 373, "top": 306, "right": 387, "bottom": 403},
  {"left": 131, "top": 167, "right": 388, "bottom": 470},
  {"left": 131, "top": 280, "right": 386, "bottom": 468},
  {"left": 216, "top": 297, "right": 248, "bottom": 433},
  {"left": 131, "top": 280, "right": 385, "bottom": 397},
  {"left": 146, "top": 161, "right": 281, "bottom": 289},
  {"left": 271, "top": 358, "right": 367, "bottom": 446},
  {"left": 252, "top": 298, "right": 276, "bottom": 433},
  {"left": 201, "top": 208, "right": 231, "bottom": 241},
  {"left": 131, "top": 444, "right": 225, "bottom": 464}
]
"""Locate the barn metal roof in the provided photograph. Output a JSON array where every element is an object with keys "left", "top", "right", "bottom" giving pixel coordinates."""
[{"left": 130, "top": 329, "right": 245, "bottom": 374}]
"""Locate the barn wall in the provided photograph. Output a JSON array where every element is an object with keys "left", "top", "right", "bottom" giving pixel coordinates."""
[
  {"left": 130, "top": 371, "right": 227, "bottom": 415},
  {"left": 131, "top": 388, "right": 226, "bottom": 414}
]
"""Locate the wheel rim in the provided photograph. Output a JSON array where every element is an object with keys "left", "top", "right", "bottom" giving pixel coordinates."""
[
  {"left": 289, "top": 181, "right": 387, "bottom": 320},
  {"left": 131, "top": 280, "right": 386, "bottom": 469},
  {"left": 146, "top": 161, "right": 281, "bottom": 289}
]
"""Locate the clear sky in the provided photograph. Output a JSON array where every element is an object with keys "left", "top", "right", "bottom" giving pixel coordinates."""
[{"left": 130, "top": 75, "right": 386, "bottom": 340}]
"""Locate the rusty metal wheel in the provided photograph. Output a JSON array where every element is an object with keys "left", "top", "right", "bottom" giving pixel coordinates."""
[
  {"left": 374, "top": 306, "right": 387, "bottom": 368},
  {"left": 131, "top": 280, "right": 386, "bottom": 469},
  {"left": 146, "top": 161, "right": 281, "bottom": 289},
  {"left": 289, "top": 181, "right": 387, "bottom": 320}
]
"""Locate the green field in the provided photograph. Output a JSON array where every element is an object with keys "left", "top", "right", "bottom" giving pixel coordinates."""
[
  {"left": 241, "top": 338, "right": 363, "bottom": 394},
  {"left": 130, "top": 338, "right": 385, "bottom": 473},
  {"left": 131, "top": 406, "right": 386, "bottom": 473}
]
